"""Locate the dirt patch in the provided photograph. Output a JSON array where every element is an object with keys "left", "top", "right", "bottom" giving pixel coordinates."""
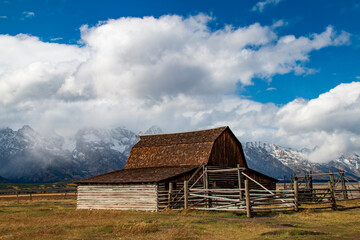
[
  {"left": 262, "top": 229, "right": 325, "bottom": 236},
  {"left": 271, "top": 223, "right": 298, "bottom": 228}
]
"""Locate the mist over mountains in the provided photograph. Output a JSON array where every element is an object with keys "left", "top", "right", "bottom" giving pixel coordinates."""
[{"left": 0, "top": 125, "right": 359, "bottom": 183}]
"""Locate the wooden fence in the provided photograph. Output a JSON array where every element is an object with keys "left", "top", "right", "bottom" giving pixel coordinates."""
[
  {"left": 285, "top": 171, "right": 360, "bottom": 210},
  {"left": 0, "top": 188, "right": 77, "bottom": 202},
  {"left": 169, "top": 168, "right": 360, "bottom": 217},
  {"left": 165, "top": 166, "right": 297, "bottom": 217}
]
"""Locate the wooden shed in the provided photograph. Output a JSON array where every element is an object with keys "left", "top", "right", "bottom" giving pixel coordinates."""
[{"left": 77, "top": 126, "right": 277, "bottom": 211}]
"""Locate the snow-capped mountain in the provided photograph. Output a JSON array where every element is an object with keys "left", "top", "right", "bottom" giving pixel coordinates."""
[
  {"left": 243, "top": 142, "right": 360, "bottom": 180},
  {"left": 71, "top": 127, "right": 138, "bottom": 177},
  {"left": 0, "top": 125, "right": 76, "bottom": 182},
  {"left": 0, "top": 125, "right": 140, "bottom": 183},
  {"left": 0, "top": 126, "right": 359, "bottom": 183},
  {"left": 143, "top": 125, "right": 163, "bottom": 135}
]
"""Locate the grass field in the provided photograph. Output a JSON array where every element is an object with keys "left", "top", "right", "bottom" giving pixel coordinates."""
[{"left": 1, "top": 199, "right": 360, "bottom": 239}]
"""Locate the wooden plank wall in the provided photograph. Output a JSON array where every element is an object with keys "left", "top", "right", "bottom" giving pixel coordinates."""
[
  {"left": 208, "top": 130, "right": 247, "bottom": 168},
  {"left": 77, "top": 184, "right": 158, "bottom": 211}
]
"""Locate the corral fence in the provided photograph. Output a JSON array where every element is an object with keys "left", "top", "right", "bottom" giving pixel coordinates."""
[
  {"left": 280, "top": 170, "right": 360, "bottom": 210},
  {"left": 164, "top": 165, "right": 297, "bottom": 217},
  {"left": 0, "top": 188, "right": 77, "bottom": 202},
  {"left": 165, "top": 166, "right": 360, "bottom": 217}
]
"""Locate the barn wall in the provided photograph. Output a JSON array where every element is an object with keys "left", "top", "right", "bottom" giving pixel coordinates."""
[
  {"left": 77, "top": 184, "right": 158, "bottom": 211},
  {"left": 245, "top": 172, "right": 276, "bottom": 190},
  {"left": 208, "top": 130, "right": 247, "bottom": 167}
]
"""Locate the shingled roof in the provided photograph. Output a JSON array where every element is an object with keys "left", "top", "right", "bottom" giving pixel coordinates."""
[
  {"left": 77, "top": 166, "right": 198, "bottom": 184},
  {"left": 125, "top": 126, "right": 229, "bottom": 169}
]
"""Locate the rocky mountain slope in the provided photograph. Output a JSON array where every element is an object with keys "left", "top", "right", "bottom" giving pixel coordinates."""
[
  {"left": 0, "top": 126, "right": 141, "bottom": 183},
  {"left": 0, "top": 125, "right": 359, "bottom": 183},
  {"left": 0, "top": 176, "right": 8, "bottom": 183},
  {"left": 244, "top": 142, "right": 360, "bottom": 180}
]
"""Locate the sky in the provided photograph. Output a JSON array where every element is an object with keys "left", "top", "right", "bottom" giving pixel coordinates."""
[{"left": 0, "top": 0, "right": 360, "bottom": 162}]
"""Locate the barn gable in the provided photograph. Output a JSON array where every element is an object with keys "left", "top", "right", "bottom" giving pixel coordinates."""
[
  {"left": 208, "top": 127, "right": 248, "bottom": 168},
  {"left": 125, "top": 126, "right": 247, "bottom": 169}
]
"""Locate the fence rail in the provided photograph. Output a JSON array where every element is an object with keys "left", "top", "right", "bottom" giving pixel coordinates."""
[
  {"left": 0, "top": 188, "right": 77, "bottom": 195},
  {"left": 0, "top": 188, "right": 77, "bottom": 202}
]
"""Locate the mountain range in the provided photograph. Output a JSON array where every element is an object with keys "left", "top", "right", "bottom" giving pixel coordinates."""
[{"left": 0, "top": 125, "right": 359, "bottom": 183}]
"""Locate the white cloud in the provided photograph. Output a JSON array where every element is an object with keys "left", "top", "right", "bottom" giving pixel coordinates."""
[
  {"left": 271, "top": 19, "right": 288, "bottom": 29},
  {"left": 0, "top": 14, "right": 356, "bottom": 162},
  {"left": 50, "top": 37, "right": 63, "bottom": 42},
  {"left": 275, "top": 82, "right": 360, "bottom": 162},
  {"left": 252, "top": 0, "right": 283, "bottom": 13},
  {"left": 266, "top": 87, "right": 276, "bottom": 91},
  {"left": 23, "top": 11, "right": 35, "bottom": 19}
]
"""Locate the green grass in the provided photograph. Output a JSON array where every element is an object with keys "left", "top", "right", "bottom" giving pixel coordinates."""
[{"left": 0, "top": 199, "right": 359, "bottom": 239}]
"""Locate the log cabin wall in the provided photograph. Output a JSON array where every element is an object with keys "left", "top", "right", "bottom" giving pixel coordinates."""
[
  {"left": 208, "top": 129, "right": 247, "bottom": 168},
  {"left": 77, "top": 184, "right": 158, "bottom": 211}
]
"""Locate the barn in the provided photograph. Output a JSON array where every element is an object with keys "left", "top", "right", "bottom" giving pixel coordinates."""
[{"left": 77, "top": 126, "right": 277, "bottom": 211}]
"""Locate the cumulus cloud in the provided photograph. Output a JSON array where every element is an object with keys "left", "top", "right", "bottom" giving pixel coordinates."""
[
  {"left": 0, "top": 14, "right": 356, "bottom": 162},
  {"left": 252, "top": 0, "right": 283, "bottom": 13},
  {"left": 275, "top": 82, "right": 360, "bottom": 162}
]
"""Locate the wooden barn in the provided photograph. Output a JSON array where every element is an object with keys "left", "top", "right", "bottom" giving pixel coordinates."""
[{"left": 77, "top": 126, "right": 277, "bottom": 211}]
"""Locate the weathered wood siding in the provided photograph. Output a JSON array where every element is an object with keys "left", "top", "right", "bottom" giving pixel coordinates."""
[
  {"left": 77, "top": 184, "right": 158, "bottom": 211},
  {"left": 245, "top": 172, "right": 276, "bottom": 190},
  {"left": 208, "top": 130, "right": 247, "bottom": 168}
]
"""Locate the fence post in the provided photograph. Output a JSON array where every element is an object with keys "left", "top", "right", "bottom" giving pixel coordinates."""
[
  {"left": 294, "top": 180, "right": 299, "bottom": 211},
  {"left": 184, "top": 180, "right": 188, "bottom": 209},
  {"left": 245, "top": 179, "right": 251, "bottom": 218},
  {"left": 329, "top": 170, "right": 335, "bottom": 188},
  {"left": 168, "top": 182, "right": 173, "bottom": 209},
  {"left": 30, "top": 192, "right": 32, "bottom": 201},
  {"left": 16, "top": 191, "right": 19, "bottom": 203},
  {"left": 340, "top": 170, "right": 348, "bottom": 200},
  {"left": 328, "top": 181, "right": 337, "bottom": 210},
  {"left": 283, "top": 176, "right": 286, "bottom": 190},
  {"left": 237, "top": 164, "right": 243, "bottom": 200}
]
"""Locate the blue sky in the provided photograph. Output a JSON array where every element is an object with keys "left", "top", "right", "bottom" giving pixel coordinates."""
[
  {"left": 0, "top": 0, "right": 360, "bottom": 162},
  {"left": 1, "top": 0, "right": 359, "bottom": 104}
]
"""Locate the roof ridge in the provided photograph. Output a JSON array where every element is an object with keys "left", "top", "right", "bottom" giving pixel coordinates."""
[{"left": 139, "top": 126, "right": 228, "bottom": 137}]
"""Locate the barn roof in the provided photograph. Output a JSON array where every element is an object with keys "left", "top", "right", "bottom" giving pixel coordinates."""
[
  {"left": 125, "top": 126, "right": 229, "bottom": 169},
  {"left": 77, "top": 166, "right": 198, "bottom": 184}
]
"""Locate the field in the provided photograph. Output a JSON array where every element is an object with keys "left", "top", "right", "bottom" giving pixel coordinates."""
[{"left": 1, "top": 199, "right": 360, "bottom": 240}]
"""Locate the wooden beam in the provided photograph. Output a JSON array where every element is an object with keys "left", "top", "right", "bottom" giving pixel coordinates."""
[
  {"left": 245, "top": 179, "right": 251, "bottom": 218},
  {"left": 328, "top": 181, "right": 337, "bottom": 210},
  {"left": 237, "top": 164, "right": 243, "bottom": 200},
  {"left": 340, "top": 170, "right": 348, "bottom": 200},
  {"left": 168, "top": 182, "right": 173, "bottom": 209},
  {"left": 184, "top": 180, "right": 188, "bottom": 209},
  {"left": 294, "top": 180, "right": 298, "bottom": 212}
]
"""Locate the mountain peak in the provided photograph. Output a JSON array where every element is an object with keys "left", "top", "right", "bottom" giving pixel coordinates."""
[
  {"left": 143, "top": 125, "right": 163, "bottom": 135},
  {"left": 18, "top": 125, "right": 34, "bottom": 133}
]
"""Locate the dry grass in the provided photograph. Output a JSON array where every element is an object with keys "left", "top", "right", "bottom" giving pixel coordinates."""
[{"left": 0, "top": 199, "right": 360, "bottom": 239}]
